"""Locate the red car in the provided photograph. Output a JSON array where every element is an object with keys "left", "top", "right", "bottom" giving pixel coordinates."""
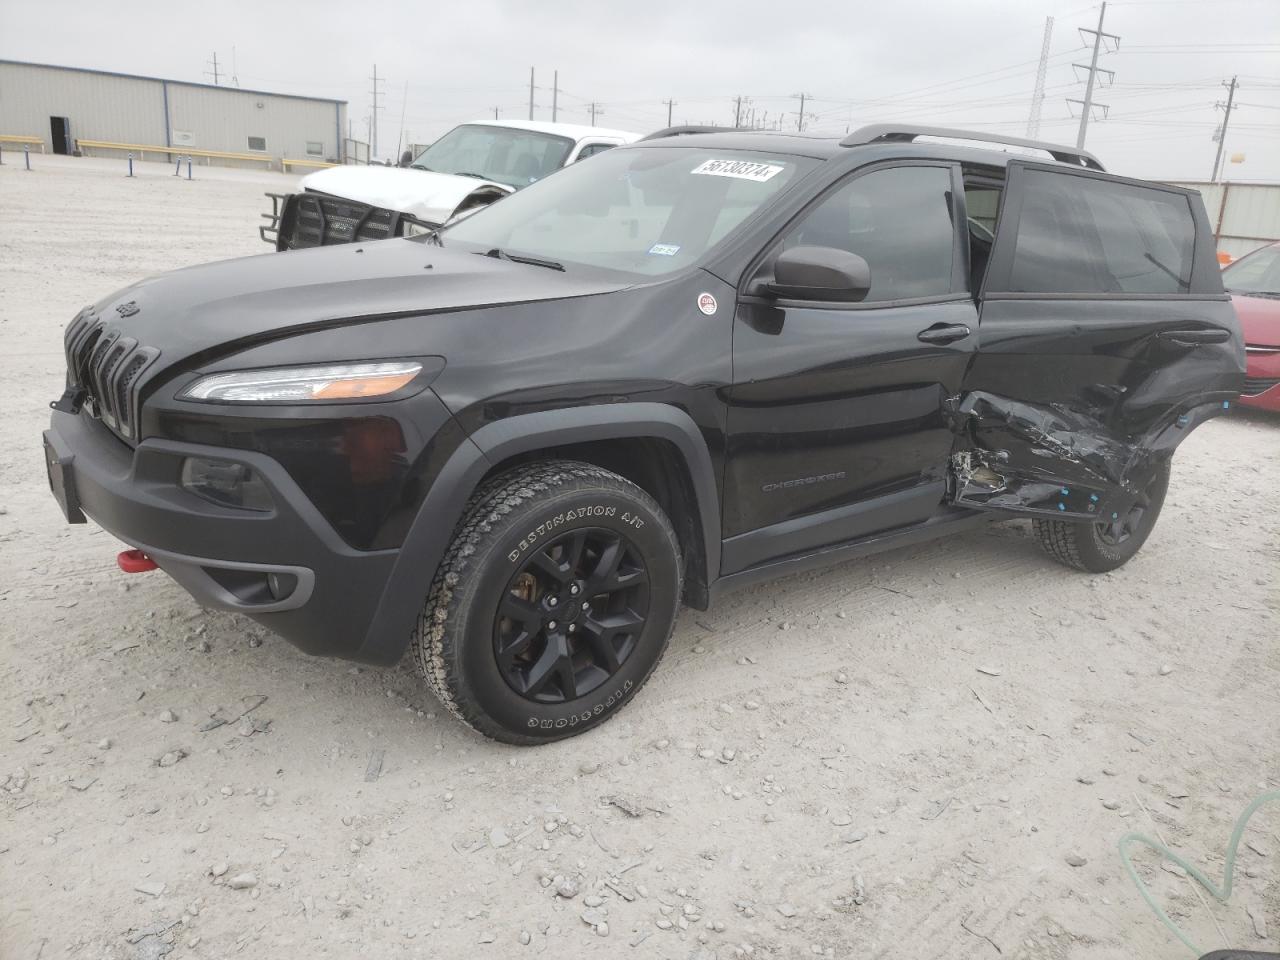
[{"left": 1224, "top": 241, "right": 1280, "bottom": 411}]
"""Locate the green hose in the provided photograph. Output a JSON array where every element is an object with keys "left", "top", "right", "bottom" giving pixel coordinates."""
[{"left": 1119, "top": 789, "right": 1280, "bottom": 955}]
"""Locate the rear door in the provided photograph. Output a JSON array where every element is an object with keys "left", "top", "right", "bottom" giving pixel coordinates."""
[{"left": 953, "top": 162, "right": 1244, "bottom": 521}]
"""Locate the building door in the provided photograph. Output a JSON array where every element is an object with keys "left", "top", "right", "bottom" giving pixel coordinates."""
[{"left": 50, "top": 117, "right": 71, "bottom": 155}]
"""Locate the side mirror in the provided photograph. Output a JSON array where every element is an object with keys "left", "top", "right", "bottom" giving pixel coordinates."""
[{"left": 766, "top": 246, "right": 870, "bottom": 303}]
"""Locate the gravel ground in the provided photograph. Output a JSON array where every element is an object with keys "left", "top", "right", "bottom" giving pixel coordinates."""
[{"left": 1, "top": 154, "right": 1277, "bottom": 960}]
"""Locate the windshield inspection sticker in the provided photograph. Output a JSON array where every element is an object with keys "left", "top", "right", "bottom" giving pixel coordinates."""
[
  {"left": 691, "top": 158, "right": 784, "bottom": 182},
  {"left": 648, "top": 242, "right": 681, "bottom": 256},
  {"left": 696, "top": 292, "right": 718, "bottom": 316}
]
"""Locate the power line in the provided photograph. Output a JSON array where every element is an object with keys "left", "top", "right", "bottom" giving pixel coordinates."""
[{"left": 1211, "top": 75, "right": 1239, "bottom": 182}]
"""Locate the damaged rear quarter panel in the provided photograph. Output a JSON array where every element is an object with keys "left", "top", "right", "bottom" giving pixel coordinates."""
[{"left": 951, "top": 296, "right": 1244, "bottom": 520}]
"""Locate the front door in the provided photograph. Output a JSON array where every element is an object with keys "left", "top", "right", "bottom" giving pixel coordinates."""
[
  {"left": 722, "top": 162, "right": 977, "bottom": 575},
  {"left": 955, "top": 161, "right": 1243, "bottom": 522}
]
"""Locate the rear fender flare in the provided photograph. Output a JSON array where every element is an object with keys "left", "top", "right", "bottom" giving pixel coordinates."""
[{"left": 356, "top": 402, "right": 720, "bottom": 664}]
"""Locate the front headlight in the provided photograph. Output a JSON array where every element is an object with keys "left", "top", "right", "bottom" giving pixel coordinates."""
[{"left": 179, "top": 361, "right": 424, "bottom": 403}]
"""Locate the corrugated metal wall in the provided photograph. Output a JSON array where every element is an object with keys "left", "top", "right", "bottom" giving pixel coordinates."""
[
  {"left": 1171, "top": 181, "right": 1280, "bottom": 260},
  {"left": 0, "top": 61, "right": 345, "bottom": 167},
  {"left": 168, "top": 83, "right": 343, "bottom": 163},
  {"left": 0, "top": 61, "right": 164, "bottom": 148}
]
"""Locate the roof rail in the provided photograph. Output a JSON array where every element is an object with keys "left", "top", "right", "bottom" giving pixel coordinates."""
[
  {"left": 840, "top": 124, "right": 1105, "bottom": 171},
  {"left": 638, "top": 125, "right": 748, "bottom": 142}
]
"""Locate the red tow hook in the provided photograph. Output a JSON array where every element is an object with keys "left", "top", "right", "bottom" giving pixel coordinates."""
[{"left": 117, "top": 549, "right": 159, "bottom": 573}]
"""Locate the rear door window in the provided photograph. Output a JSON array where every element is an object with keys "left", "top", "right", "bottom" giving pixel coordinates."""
[{"left": 1005, "top": 169, "right": 1195, "bottom": 295}]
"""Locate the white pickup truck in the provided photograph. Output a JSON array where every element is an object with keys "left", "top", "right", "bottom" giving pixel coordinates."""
[{"left": 261, "top": 119, "right": 640, "bottom": 250}]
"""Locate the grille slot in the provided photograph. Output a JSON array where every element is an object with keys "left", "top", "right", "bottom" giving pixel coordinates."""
[
  {"left": 62, "top": 316, "right": 159, "bottom": 443},
  {"left": 283, "top": 192, "right": 402, "bottom": 249},
  {"left": 1242, "top": 376, "right": 1280, "bottom": 397}
]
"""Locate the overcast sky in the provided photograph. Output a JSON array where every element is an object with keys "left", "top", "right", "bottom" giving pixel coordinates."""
[{"left": 3, "top": 0, "right": 1277, "bottom": 179}]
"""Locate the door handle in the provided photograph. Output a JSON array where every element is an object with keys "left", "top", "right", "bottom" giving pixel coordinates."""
[
  {"left": 917, "top": 323, "right": 972, "bottom": 345},
  {"left": 1158, "top": 328, "right": 1230, "bottom": 346}
]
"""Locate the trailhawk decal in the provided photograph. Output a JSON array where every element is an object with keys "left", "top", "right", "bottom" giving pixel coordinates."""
[
  {"left": 691, "top": 158, "right": 784, "bottom": 182},
  {"left": 697, "top": 292, "right": 718, "bottom": 316}
]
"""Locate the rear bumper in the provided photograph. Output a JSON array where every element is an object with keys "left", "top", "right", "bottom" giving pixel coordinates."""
[
  {"left": 44, "top": 409, "right": 401, "bottom": 663},
  {"left": 1240, "top": 349, "right": 1280, "bottom": 411}
]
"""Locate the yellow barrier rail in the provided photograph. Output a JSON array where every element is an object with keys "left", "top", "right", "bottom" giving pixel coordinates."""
[
  {"left": 0, "top": 135, "right": 45, "bottom": 152},
  {"left": 282, "top": 158, "right": 338, "bottom": 171},
  {"left": 75, "top": 139, "right": 274, "bottom": 167}
]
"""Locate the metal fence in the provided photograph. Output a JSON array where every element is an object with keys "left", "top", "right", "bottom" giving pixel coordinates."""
[
  {"left": 343, "top": 138, "right": 370, "bottom": 165},
  {"left": 1170, "top": 182, "right": 1280, "bottom": 261}
]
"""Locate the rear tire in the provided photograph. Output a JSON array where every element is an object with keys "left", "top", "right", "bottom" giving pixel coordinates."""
[
  {"left": 412, "top": 460, "right": 682, "bottom": 744},
  {"left": 1033, "top": 461, "right": 1171, "bottom": 573}
]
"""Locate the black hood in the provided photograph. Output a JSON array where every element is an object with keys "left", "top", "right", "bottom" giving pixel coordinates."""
[{"left": 89, "top": 239, "right": 629, "bottom": 372}]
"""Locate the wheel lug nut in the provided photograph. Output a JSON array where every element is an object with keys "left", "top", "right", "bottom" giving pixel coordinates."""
[
  {"left": 582, "top": 603, "right": 590, "bottom": 614},
  {"left": 568, "top": 624, "right": 576, "bottom": 633},
  {"left": 570, "top": 584, "right": 580, "bottom": 596},
  {"left": 548, "top": 597, "right": 558, "bottom": 607},
  {"left": 547, "top": 620, "right": 558, "bottom": 631}
]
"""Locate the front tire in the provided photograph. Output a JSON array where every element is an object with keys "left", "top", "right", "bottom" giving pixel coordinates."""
[
  {"left": 1033, "top": 461, "right": 1171, "bottom": 573},
  {"left": 412, "top": 460, "right": 682, "bottom": 744}
]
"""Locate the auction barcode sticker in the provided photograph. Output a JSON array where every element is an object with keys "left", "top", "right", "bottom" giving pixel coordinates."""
[{"left": 691, "top": 158, "right": 784, "bottom": 182}]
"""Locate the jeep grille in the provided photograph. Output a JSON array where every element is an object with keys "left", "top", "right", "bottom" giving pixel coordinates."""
[{"left": 63, "top": 312, "right": 159, "bottom": 442}]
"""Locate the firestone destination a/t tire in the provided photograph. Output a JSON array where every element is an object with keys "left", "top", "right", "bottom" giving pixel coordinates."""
[{"left": 411, "top": 460, "right": 682, "bottom": 744}]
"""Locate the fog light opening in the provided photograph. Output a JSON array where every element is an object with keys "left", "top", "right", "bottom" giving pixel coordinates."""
[
  {"left": 180, "top": 457, "right": 273, "bottom": 512},
  {"left": 267, "top": 572, "right": 297, "bottom": 601}
]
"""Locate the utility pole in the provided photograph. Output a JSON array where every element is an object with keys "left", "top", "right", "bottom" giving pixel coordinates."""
[
  {"left": 528, "top": 67, "right": 535, "bottom": 120},
  {"left": 588, "top": 102, "right": 603, "bottom": 126},
  {"left": 663, "top": 99, "right": 676, "bottom": 126},
  {"left": 205, "top": 52, "right": 222, "bottom": 86},
  {"left": 493, "top": 106, "right": 501, "bottom": 120},
  {"left": 792, "top": 93, "right": 812, "bottom": 132},
  {"left": 1027, "top": 16, "right": 1054, "bottom": 138},
  {"left": 551, "top": 70, "right": 560, "bottom": 122},
  {"left": 1071, "top": 2, "right": 1119, "bottom": 149},
  {"left": 368, "top": 64, "right": 386, "bottom": 158},
  {"left": 1211, "top": 75, "right": 1239, "bottom": 182}
]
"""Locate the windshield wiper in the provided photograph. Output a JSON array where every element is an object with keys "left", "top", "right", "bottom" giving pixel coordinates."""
[
  {"left": 410, "top": 163, "right": 431, "bottom": 171},
  {"left": 454, "top": 171, "right": 491, "bottom": 181},
  {"left": 482, "top": 248, "right": 565, "bottom": 272}
]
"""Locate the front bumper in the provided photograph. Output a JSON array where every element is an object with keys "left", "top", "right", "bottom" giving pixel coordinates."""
[{"left": 44, "top": 409, "right": 401, "bottom": 662}]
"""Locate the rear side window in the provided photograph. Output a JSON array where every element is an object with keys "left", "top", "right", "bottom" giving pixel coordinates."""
[{"left": 1008, "top": 170, "right": 1195, "bottom": 295}]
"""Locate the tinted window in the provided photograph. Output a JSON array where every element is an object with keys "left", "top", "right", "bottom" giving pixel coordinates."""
[
  {"left": 247, "top": 136, "right": 267, "bottom": 152},
  {"left": 1009, "top": 170, "right": 1195, "bottom": 294},
  {"left": 780, "top": 166, "right": 956, "bottom": 302}
]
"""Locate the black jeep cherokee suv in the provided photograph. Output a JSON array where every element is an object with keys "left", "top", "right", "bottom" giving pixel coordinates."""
[{"left": 44, "top": 124, "right": 1243, "bottom": 743}]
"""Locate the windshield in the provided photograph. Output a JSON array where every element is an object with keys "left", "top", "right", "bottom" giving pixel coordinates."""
[
  {"left": 1223, "top": 244, "right": 1280, "bottom": 297},
  {"left": 410, "top": 124, "right": 575, "bottom": 189},
  {"left": 442, "top": 146, "right": 818, "bottom": 277}
]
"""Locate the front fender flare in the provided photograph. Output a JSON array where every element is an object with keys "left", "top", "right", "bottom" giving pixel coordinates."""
[{"left": 355, "top": 402, "right": 721, "bottom": 665}]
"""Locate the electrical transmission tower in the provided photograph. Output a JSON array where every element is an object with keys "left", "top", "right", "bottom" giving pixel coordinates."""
[
  {"left": 204, "top": 52, "right": 222, "bottom": 86},
  {"left": 1027, "top": 16, "right": 1054, "bottom": 138},
  {"left": 369, "top": 64, "right": 385, "bottom": 159},
  {"left": 792, "top": 93, "right": 813, "bottom": 132},
  {"left": 1068, "top": 1, "right": 1119, "bottom": 149},
  {"left": 1211, "top": 75, "right": 1239, "bottom": 182}
]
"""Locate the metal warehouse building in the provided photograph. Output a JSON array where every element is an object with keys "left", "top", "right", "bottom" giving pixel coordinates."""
[{"left": 0, "top": 60, "right": 347, "bottom": 167}]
